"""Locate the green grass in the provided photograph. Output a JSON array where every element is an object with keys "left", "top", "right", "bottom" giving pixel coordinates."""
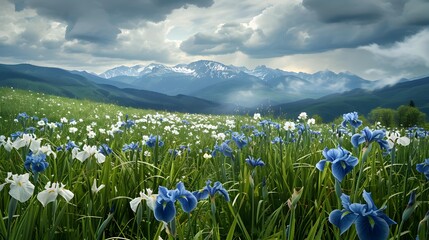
[{"left": 0, "top": 87, "right": 428, "bottom": 240}]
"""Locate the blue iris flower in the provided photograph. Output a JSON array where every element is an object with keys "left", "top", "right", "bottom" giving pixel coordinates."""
[
  {"left": 65, "top": 140, "right": 78, "bottom": 151},
  {"left": 146, "top": 135, "right": 164, "bottom": 148},
  {"left": 252, "top": 129, "right": 266, "bottom": 137},
  {"left": 25, "top": 152, "right": 49, "bottom": 173},
  {"left": 329, "top": 190, "right": 396, "bottom": 240},
  {"left": 271, "top": 137, "right": 284, "bottom": 144},
  {"left": 11, "top": 131, "right": 23, "bottom": 141},
  {"left": 316, "top": 146, "right": 358, "bottom": 182},
  {"left": 122, "top": 142, "right": 141, "bottom": 152},
  {"left": 232, "top": 132, "right": 249, "bottom": 149},
  {"left": 245, "top": 156, "right": 265, "bottom": 167},
  {"left": 192, "top": 180, "right": 230, "bottom": 202},
  {"left": 212, "top": 141, "right": 233, "bottom": 158},
  {"left": 99, "top": 144, "right": 113, "bottom": 156},
  {"left": 351, "top": 127, "right": 390, "bottom": 151},
  {"left": 25, "top": 127, "right": 37, "bottom": 134},
  {"left": 154, "top": 182, "right": 197, "bottom": 223},
  {"left": 16, "top": 112, "right": 29, "bottom": 120},
  {"left": 416, "top": 159, "right": 429, "bottom": 180},
  {"left": 219, "top": 140, "right": 233, "bottom": 158},
  {"left": 341, "top": 112, "right": 363, "bottom": 129}
]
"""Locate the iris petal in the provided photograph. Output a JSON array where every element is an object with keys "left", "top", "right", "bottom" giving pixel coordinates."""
[
  {"left": 177, "top": 192, "right": 197, "bottom": 213},
  {"left": 355, "top": 215, "right": 389, "bottom": 240},
  {"left": 154, "top": 200, "right": 176, "bottom": 222}
]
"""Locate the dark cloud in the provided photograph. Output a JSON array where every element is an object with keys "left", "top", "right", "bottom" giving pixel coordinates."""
[
  {"left": 302, "top": 0, "right": 385, "bottom": 23},
  {"left": 181, "top": 23, "right": 253, "bottom": 55},
  {"left": 10, "top": 0, "right": 214, "bottom": 43},
  {"left": 181, "top": 0, "right": 428, "bottom": 58}
]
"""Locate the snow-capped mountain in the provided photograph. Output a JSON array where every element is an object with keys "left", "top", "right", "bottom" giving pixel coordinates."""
[
  {"left": 99, "top": 65, "right": 144, "bottom": 78},
  {"left": 95, "top": 60, "right": 375, "bottom": 107}
]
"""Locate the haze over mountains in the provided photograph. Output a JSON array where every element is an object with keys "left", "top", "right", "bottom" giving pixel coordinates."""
[
  {"left": 88, "top": 60, "right": 375, "bottom": 107},
  {"left": 1, "top": 60, "right": 427, "bottom": 122}
]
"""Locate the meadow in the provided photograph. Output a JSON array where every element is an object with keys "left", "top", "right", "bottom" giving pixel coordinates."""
[{"left": 0, "top": 87, "right": 428, "bottom": 240}]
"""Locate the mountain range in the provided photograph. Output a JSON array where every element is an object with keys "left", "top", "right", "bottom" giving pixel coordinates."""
[
  {"left": 0, "top": 61, "right": 427, "bottom": 122},
  {"left": 81, "top": 60, "right": 375, "bottom": 107}
]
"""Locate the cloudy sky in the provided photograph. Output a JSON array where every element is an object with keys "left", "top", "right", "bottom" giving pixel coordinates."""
[{"left": 1, "top": 0, "right": 429, "bottom": 81}]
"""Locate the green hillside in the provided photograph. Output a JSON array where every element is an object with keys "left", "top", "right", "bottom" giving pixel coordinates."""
[
  {"left": 0, "top": 64, "right": 221, "bottom": 114},
  {"left": 272, "top": 77, "right": 429, "bottom": 121}
]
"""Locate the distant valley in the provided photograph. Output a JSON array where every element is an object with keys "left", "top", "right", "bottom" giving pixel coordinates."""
[
  {"left": 79, "top": 60, "right": 376, "bottom": 107},
  {"left": 1, "top": 61, "right": 427, "bottom": 122}
]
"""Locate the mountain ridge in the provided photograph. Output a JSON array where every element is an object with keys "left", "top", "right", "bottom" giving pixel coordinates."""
[
  {"left": 92, "top": 60, "right": 376, "bottom": 107},
  {"left": 0, "top": 62, "right": 427, "bottom": 122}
]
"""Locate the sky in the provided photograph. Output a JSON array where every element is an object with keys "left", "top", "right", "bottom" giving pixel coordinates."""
[{"left": 1, "top": 0, "right": 429, "bottom": 82}]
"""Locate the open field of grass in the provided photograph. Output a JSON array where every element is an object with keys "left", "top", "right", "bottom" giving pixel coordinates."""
[{"left": 0, "top": 87, "right": 428, "bottom": 240}]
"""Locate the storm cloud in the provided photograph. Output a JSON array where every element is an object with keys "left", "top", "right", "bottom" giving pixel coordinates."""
[
  {"left": 181, "top": 0, "right": 428, "bottom": 57},
  {"left": 11, "top": 0, "right": 214, "bottom": 43},
  {"left": 0, "top": 0, "right": 428, "bottom": 81}
]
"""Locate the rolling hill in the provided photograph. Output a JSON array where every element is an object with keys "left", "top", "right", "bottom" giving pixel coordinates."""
[
  {"left": 0, "top": 63, "right": 223, "bottom": 114},
  {"left": 270, "top": 77, "right": 429, "bottom": 121}
]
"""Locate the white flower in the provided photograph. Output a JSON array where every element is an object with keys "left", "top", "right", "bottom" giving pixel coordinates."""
[
  {"left": 69, "top": 127, "right": 78, "bottom": 133},
  {"left": 387, "top": 131, "right": 411, "bottom": 148},
  {"left": 37, "top": 182, "right": 74, "bottom": 207},
  {"left": 75, "top": 145, "right": 105, "bottom": 163},
  {"left": 0, "top": 135, "right": 13, "bottom": 152},
  {"left": 38, "top": 144, "right": 57, "bottom": 159},
  {"left": 307, "top": 118, "right": 316, "bottom": 125},
  {"left": 253, "top": 113, "right": 261, "bottom": 120},
  {"left": 203, "top": 153, "right": 212, "bottom": 159},
  {"left": 0, "top": 172, "right": 35, "bottom": 202},
  {"left": 87, "top": 131, "right": 96, "bottom": 139},
  {"left": 12, "top": 133, "right": 41, "bottom": 152},
  {"left": 298, "top": 112, "right": 308, "bottom": 120},
  {"left": 144, "top": 151, "right": 151, "bottom": 157},
  {"left": 60, "top": 117, "right": 68, "bottom": 123},
  {"left": 37, "top": 120, "right": 46, "bottom": 126},
  {"left": 130, "top": 189, "right": 157, "bottom": 212},
  {"left": 47, "top": 122, "right": 57, "bottom": 129},
  {"left": 284, "top": 121, "right": 296, "bottom": 131},
  {"left": 91, "top": 179, "right": 105, "bottom": 194}
]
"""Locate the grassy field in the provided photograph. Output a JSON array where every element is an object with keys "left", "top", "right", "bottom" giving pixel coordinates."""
[{"left": 0, "top": 87, "right": 428, "bottom": 240}]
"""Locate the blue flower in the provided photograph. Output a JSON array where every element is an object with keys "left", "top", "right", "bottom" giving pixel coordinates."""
[
  {"left": 232, "top": 132, "right": 249, "bottom": 149},
  {"left": 65, "top": 140, "right": 78, "bottom": 151},
  {"left": 329, "top": 190, "right": 396, "bottom": 240},
  {"left": 316, "top": 146, "right": 358, "bottom": 182},
  {"left": 25, "top": 127, "right": 37, "bottom": 134},
  {"left": 179, "top": 145, "right": 191, "bottom": 153},
  {"left": 213, "top": 140, "right": 233, "bottom": 158},
  {"left": 252, "top": 129, "right": 266, "bottom": 137},
  {"left": 99, "top": 144, "right": 113, "bottom": 156},
  {"left": 271, "top": 137, "right": 284, "bottom": 144},
  {"left": 351, "top": 127, "right": 390, "bottom": 151},
  {"left": 11, "top": 131, "right": 23, "bottom": 141},
  {"left": 245, "top": 156, "right": 265, "bottom": 167},
  {"left": 341, "top": 112, "right": 362, "bottom": 129},
  {"left": 154, "top": 182, "right": 197, "bottom": 222},
  {"left": 416, "top": 159, "right": 429, "bottom": 180},
  {"left": 193, "top": 180, "right": 230, "bottom": 202},
  {"left": 123, "top": 119, "right": 135, "bottom": 129},
  {"left": 25, "top": 152, "right": 49, "bottom": 173},
  {"left": 122, "top": 142, "right": 141, "bottom": 152},
  {"left": 168, "top": 149, "right": 180, "bottom": 157},
  {"left": 16, "top": 112, "right": 29, "bottom": 120},
  {"left": 146, "top": 135, "right": 164, "bottom": 148}
]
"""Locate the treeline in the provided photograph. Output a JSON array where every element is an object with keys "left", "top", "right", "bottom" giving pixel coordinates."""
[{"left": 367, "top": 101, "right": 426, "bottom": 128}]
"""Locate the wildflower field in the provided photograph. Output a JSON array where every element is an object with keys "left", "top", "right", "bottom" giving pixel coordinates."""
[{"left": 0, "top": 87, "right": 428, "bottom": 240}]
